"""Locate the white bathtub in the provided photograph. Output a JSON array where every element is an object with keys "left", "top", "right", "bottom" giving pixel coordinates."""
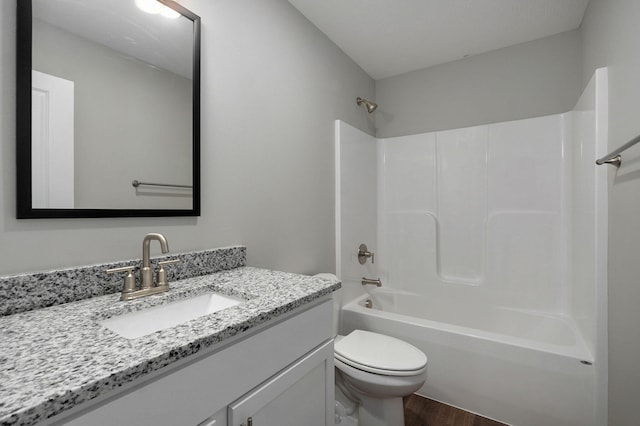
[{"left": 340, "top": 288, "right": 598, "bottom": 426}]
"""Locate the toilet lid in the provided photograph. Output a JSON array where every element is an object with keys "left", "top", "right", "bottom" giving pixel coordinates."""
[{"left": 334, "top": 330, "right": 427, "bottom": 376}]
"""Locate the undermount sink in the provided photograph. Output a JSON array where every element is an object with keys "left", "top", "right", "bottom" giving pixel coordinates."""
[{"left": 100, "top": 292, "right": 243, "bottom": 339}]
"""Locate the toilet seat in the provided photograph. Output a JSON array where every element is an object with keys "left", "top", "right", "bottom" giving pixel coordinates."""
[{"left": 334, "top": 330, "right": 427, "bottom": 376}]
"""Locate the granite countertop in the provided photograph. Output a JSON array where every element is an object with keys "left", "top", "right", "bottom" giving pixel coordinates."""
[{"left": 0, "top": 266, "right": 340, "bottom": 426}]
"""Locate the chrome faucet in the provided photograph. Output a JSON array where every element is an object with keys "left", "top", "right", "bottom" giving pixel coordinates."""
[
  {"left": 106, "top": 233, "right": 180, "bottom": 301},
  {"left": 141, "top": 233, "right": 169, "bottom": 289}
]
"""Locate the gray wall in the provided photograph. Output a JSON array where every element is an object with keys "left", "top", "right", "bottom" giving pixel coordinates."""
[
  {"left": 33, "top": 19, "right": 193, "bottom": 209},
  {"left": 375, "top": 30, "right": 582, "bottom": 137},
  {"left": 0, "top": 0, "right": 375, "bottom": 275},
  {"left": 581, "top": 1, "right": 640, "bottom": 424}
]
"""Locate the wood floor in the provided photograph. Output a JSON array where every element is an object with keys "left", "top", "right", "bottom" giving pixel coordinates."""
[{"left": 404, "top": 395, "right": 506, "bottom": 426}]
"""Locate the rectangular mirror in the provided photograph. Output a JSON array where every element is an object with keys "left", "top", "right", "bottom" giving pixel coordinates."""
[{"left": 16, "top": 0, "right": 200, "bottom": 218}]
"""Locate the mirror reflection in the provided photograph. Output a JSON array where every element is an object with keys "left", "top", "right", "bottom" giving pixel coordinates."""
[{"left": 18, "top": 0, "right": 200, "bottom": 217}]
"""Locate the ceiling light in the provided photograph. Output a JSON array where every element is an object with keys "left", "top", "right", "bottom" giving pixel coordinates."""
[
  {"left": 160, "top": 7, "right": 180, "bottom": 19},
  {"left": 135, "top": 0, "right": 180, "bottom": 19}
]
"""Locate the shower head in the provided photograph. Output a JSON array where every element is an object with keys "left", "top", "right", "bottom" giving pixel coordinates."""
[{"left": 357, "top": 97, "right": 378, "bottom": 114}]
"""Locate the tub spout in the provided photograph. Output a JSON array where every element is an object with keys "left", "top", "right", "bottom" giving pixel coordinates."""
[{"left": 362, "top": 277, "right": 382, "bottom": 287}]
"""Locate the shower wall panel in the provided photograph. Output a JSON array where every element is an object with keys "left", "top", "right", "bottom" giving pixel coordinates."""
[
  {"left": 569, "top": 68, "right": 608, "bottom": 363},
  {"left": 486, "top": 115, "right": 566, "bottom": 312},
  {"left": 379, "top": 114, "right": 569, "bottom": 313},
  {"left": 436, "top": 127, "right": 487, "bottom": 283},
  {"left": 380, "top": 132, "right": 436, "bottom": 212},
  {"left": 377, "top": 133, "right": 437, "bottom": 294},
  {"left": 335, "top": 121, "right": 378, "bottom": 303}
]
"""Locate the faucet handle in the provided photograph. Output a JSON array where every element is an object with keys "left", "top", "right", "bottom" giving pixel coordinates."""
[
  {"left": 156, "top": 259, "right": 180, "bottom": 288},
  {"left": 358, "top": 243, "right": 375, "bottom": 264},
  {"left": 106, "top": 265, "right": 136, "bottom": 273},
  {"left": 106, "top": 265, "right": 137, "bottom": 297}
]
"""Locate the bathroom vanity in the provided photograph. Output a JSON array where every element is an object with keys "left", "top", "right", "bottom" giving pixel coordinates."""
[
  {"left": 53, "top": 298, "right": 334, "bottom": 426},
  {"left": 0, "top": 247, "right": 340, "bottom": 426}
]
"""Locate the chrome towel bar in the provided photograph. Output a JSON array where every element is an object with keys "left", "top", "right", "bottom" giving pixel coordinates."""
[
  {"left": 132, "top": 180, "right": 193, "bottom": 189},
  {"left": 596, "top": 133, "right": 640, "bottom": 168}
]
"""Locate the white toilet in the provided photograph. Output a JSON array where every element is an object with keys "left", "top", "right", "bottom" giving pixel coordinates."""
[
  {"left": 334, "top": 329, "right": 427, "bottom": 426},
  {"left": 314, "top": 273, "right": 427, "bottom": 425}
]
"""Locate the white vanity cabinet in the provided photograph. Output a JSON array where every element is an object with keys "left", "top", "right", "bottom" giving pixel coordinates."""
[
  {"left": 49, "top": 299, "right": 334, "bottom": 426},
  {"left": 227, "top": 340, "right": 333, "bottom": 426}
]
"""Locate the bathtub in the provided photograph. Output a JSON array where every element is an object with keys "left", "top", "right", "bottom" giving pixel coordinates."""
[{"left": 340, "top": 288, "right": 597, "bottom": 426}]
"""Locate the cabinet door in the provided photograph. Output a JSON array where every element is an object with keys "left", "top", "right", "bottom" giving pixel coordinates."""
[{"left": 228, "top": 340, "right": 334, "bottom": 426}]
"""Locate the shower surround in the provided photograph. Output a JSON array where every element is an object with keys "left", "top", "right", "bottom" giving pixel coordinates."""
[{"left": 335, "top": 69, "right": 608, "bottom": 425}]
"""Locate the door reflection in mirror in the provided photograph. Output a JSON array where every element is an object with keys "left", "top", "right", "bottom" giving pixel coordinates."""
[{"left": 31, "top": 70, "right": 74, "bottom": 208}]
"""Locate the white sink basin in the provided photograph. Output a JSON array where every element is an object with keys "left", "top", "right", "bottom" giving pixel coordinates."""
[{"left": 100, "top": 292, "right": 243, "bottom": 339}]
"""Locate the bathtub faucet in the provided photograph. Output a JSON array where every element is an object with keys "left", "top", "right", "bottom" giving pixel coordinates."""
[
  {"left": 357, "top": 243, "right": 375, "bottom": 264},
  {"left": 362, "top": 277, "right": 382, "bottom": 287}
]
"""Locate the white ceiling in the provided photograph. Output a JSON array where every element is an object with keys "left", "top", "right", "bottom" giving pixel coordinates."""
[
  {"left": 33, "top": 0, "right": 194, "bottom": 78},
  {"left": 288, "top": 0, "right": 590, "bottom": 80}
]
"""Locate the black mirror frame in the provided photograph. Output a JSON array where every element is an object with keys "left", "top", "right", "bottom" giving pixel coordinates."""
[{"left": 16, "top": 0, "right": 201, "bottom": 219}]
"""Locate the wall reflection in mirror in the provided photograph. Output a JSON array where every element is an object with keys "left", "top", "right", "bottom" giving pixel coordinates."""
[{"left": 17, "top": 0, "right": 200, "bottom": 218}]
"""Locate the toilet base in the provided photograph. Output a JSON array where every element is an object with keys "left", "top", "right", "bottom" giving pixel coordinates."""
[
  {"left": 358, "top": 394, "right": 404, "bottom": 426},
  {"left": 335, "top": 376, "right": 359, "bottom": 425}
]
